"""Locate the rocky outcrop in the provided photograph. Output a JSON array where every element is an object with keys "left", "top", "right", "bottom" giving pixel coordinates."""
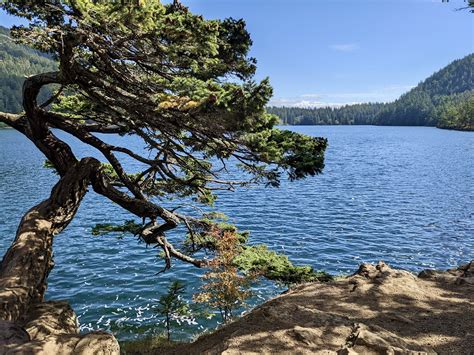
[
  {"left": 418, "top": 260, "right": 474, "bottom": 285},
  {"left": 0, "top": 301, "right": 119, "bottom": 354},
  {"left": 165, "top": 261, "right": 474, "bottom": 355}
]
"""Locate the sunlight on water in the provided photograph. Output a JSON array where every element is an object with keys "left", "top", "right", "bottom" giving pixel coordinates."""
[{"left": 0, "top": 126, "right": 473, "bottom": 340}]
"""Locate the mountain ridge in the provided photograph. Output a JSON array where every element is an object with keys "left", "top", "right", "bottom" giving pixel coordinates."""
[
  {"left": 268, "top": 54, "right": 474, "bottom": 131},
  {"left": 0, "top": 26, "right": 472, "bottom": 131},
  {"left": 0, "top": 25, "right": 57, "bottom": 127}
]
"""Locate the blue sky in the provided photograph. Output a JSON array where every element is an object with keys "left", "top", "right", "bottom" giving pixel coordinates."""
[{"left": 1, "top": 0, "right": 473, "bottom": 107}]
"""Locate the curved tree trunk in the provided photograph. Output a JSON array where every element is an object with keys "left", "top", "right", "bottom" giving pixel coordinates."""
[{"left": 0, "top": 158, "right": 119, "bottom": 354}]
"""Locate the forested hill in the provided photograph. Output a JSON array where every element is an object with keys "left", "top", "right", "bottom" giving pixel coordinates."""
[
  {"left": 1, "top": 25, "right": 472, "bottom": 130},
  {"left": 269, "top": 54, "right": 474, "bottom": 130},
  {"left": 0, "top": 26, "right": 56, "bottom": 124}
]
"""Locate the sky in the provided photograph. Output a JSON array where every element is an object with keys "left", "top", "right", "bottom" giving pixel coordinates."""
[{"left": 1, "top": 0, "right": 473, "bottom": 107}]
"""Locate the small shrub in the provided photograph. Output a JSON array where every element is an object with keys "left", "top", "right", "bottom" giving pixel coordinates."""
[
  {"left": 194, "top": 230, "right": 253, "bottom": 323},
  {"left": 234, "top": 245, "right": 333, "bottom": 287},
  {"left": 119, "top": 335, "right": 178, "bottom": 355},
  {"left": 154, "top": 280, "right": 192, "bottom": 341}
]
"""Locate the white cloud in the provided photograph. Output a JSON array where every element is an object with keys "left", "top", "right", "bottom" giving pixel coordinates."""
[
  {"left": 329, "top": 43, "right": 359, "bottom": 52},
  {"left": 269, "top": 85, "right": 416, "bottom": 108},
  {"left": 268, "top": 98, "right": 361, "bottom": 108}
]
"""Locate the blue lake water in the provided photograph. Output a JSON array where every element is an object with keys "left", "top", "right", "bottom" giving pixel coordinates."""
[{"left": 0, "top": 125, "right": 473, "bottom": 340}]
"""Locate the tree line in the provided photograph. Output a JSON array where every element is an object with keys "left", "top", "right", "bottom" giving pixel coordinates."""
[
  {"left": 269, "top": 54, "right": 473, "bottom": 131},
  {"left": 1, "top": 24, "right": 471, "bottom": 131}
]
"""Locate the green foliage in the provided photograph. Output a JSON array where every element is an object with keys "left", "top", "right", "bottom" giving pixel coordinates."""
[
  {"left": 184, "top": 215, "right": 249, "bottom": 252},
  {"left": 242, "top": 128, "right": 328, "bottom": 183},
  {"left": 269, "top": 54, "right": 474, "bottom": 130},
  {"left": 46, "top": 159, "right": 142, "bottom": 183},
  {"left": 442, "top": 0, "right": 474, "bottom": 12},
  {"left": 436, "top": 91, "right": 474, "bottom": 130},
  {"left": 99, "top": 163, "right": 141, "bottom": 183},
  {"left": 184, "top": 215, "right": 332, "bottom": 286},
  {"left": 1, "top": 1, "right": 327, "bottom": 195},
  {"left": 268, "top": 102, "right": 386, "bottom": 126},
  {"left": 154, "top": 280, "right": 191, "bottom": 341},
  {"left": 91, "top": 220, "right": 142, "bottom": 237},
  {"left": 234, "top": 245, "right": 333, "bottom": 286},
  {"left": 51, "top": 93, "right": 94, "bottom": 119},
  {"left": 97, "top": 214, "right": 331, "bottom": 287},
  {"left": 43, "top": 159, "right": 59, "bottom": 174},
  {"left": 376, "top": 54, "right": 473, "bottom": 127},
  {"left": 1, "top": 2, "right": 332, "bottom": 329},
  {"left": 0, "top": 26, "right": 57, "bottom": 114},
  {"left": 119, "top": 335, "right": 179, "bottom": 355}
]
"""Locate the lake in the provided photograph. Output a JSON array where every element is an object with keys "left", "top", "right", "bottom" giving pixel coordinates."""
[{"left": 0, "top": 125, "right": 473, "bottom": 340}]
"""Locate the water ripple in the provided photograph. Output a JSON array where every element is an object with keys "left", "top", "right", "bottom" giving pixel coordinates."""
[{"left": 0, "top": 126, "right": 473, "bottom": 340}]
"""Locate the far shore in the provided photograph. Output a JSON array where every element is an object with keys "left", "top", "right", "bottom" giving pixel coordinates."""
[{"left": 278, "top": 124, "right": 473, "bottom": 131}]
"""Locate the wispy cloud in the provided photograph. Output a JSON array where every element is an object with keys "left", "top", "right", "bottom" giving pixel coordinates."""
[
  {"left": 329, "top": 43, "right": 359, "bottom": 52},
  {"left": 268, "top": 98, "right": 361, "bottom": 108},
  {"left": 268, "top": 85, "right": 416, "bottom": 108}
]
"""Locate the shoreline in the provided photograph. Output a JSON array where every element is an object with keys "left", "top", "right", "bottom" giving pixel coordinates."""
[
  {"left": 2, "top": 125, "right": 472, "bottom": 132},
  {"left": 123, "top": 261, "right": 474, "bottom": 354},
  {"left": 278, "top": 123, "right": 473, "bottom": 131}
]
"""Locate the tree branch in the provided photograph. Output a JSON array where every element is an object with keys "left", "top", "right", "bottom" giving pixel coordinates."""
[
  {"left": 140, "top": 224, "right": 206, "bottom": 269},
  {"left": 45, "top": 111, "right": 148, "bottom": 199},
  {"left": 0, "top": 112, "right": 24, "bottom": 131}
]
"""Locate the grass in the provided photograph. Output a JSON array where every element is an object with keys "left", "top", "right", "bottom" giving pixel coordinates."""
[{"left": 120, "top": 335, "right": 181, "bottom": 355}]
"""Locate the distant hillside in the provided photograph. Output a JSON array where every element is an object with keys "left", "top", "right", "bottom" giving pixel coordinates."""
[
  {"left": 377, "top": 54, "right": 473, "bottom": 127},
  {"left": 269, "top": 54, "right": 474, "bottom": 131},
  {"left": 0, "top": 26, "right": 57, "bottom": 127},
  {"left": 1, "top": 26, "right": 471, "bottom": 131}
]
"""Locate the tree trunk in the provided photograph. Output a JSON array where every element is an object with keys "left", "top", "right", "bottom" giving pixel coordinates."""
[{"left": 0, "top": 158, "right": 119, "bottom": 354}]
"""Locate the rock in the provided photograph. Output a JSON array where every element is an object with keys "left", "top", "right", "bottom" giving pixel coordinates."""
[
  {"left": 0, "top": 320, "right": 29, "bottom": 353},
  {"left": 72, "top": 332, "right": 121, "bottom": 355},
  {"left": 291, "top": 326, "right": 320, "bottom": 346},
  {"left": 354, "top": 260, "right": 389, "bottom": 279},
  {"left": 419, "top": 260, "right": 474, "bottom": 285},
  {"left": 457, "top": 276, "right": 474, "bottom": 285},
  {"left": 6, "top": 332, "right": 120, "bottom": 355},
  {"left": 337, "top": 348, "right": 358, "bottom": 355},
  {"left": 24, "top": 301, "right": 79, "bottom": 341},
  {"left": 0, "top": 300, "right": 119, "bottom": 354},
  {"left": 453, "top": 260, "right": 473, "bottom": 275},
  {"left": 351, "top": 324, "right": 434, "bottom": 355},
  {"left": 418, "top": 270, "right": 459, "bottom": 283},
  {"left": 165, "top": 261, "right": 472, "bottom": 355}
]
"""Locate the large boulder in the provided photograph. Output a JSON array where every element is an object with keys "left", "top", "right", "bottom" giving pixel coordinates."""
[{"left": 0, "top": 300, "right": 119, "bottom": 354}]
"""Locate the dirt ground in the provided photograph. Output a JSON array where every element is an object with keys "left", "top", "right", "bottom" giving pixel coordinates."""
[{"left": 162, "top": 261, "right": 474, "bottom": 355}]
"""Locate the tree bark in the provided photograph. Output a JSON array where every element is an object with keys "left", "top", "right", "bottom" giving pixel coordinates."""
[
  {"left": 0, "top": 158, "right": 100, "bottom": 320},
  {"left": 0, "top": 158, "right": 119, "bottom": 353},
  {"left": 0, "top": 68, "right": 121, "bottom": 352}
]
